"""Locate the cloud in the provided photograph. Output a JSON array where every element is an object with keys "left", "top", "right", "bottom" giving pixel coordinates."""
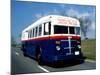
[
  {"left": 35, "top": 8, "right": 61, "bottom": 19},
  {"left": 91, "top": 21, "right": 96, "bottom": 30},
  {"left": 66, "top": 8, "right": 92, "bottom": 18},
  {"left": 66, "top": 8, "right": 80, "bottom": 17},
  {"left": 35, "top": 13, "right": 44, "bottom": 19},
  {"left": 35, "top": 13, "right": 49, "bottom": 20},
  {"left": 78, "top": 12, "right": 90, "bottom": 18},
  {"left": 52, "top": 9, "right": 60, "bottom": 15},
  {"left": 60, "top": 4, "right": 66, "bottom": 9}
]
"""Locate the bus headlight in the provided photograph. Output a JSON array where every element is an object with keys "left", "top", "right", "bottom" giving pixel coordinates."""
[
  {"left": 75, "top": 51, "right": 80, "bottom": 55},
  {"left": 56, "top": 46, "right": 60, "bottom": 51},
  {"left": 78, "top": 45, "right": 81, "bottom": 49}
]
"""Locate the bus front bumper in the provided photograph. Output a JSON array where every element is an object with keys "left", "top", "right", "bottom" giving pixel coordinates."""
[{"left": 42, "top": 53, "right": 84, "bottom": 63}]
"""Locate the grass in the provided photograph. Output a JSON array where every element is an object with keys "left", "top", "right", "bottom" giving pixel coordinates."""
[{"left": 81, "top": 39, "right": 96, "bottom": 60}]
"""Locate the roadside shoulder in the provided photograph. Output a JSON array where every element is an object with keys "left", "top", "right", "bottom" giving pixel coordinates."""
[{"left": 85, "top": 59, "right": 96, "bottom": 63}]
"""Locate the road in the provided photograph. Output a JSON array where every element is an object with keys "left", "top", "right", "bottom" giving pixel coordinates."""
[{"left": 11, "top": 47, "right": 96, "bottom": 75}]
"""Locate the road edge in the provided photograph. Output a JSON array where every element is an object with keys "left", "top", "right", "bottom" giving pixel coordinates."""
[{"left": 85, "top": 59, "right": 96, "bottom": 63}]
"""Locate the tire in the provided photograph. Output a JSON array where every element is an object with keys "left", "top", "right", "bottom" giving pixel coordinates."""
[
  {"left": 36, "top": 47, "right": 43, "bottom": 65},
  {"left": 23, "top": 52, "right": 27, "bottom": 57},
  {"left": 21, "top": 45, "right": 27, "bottom": 57},
  {"left": 23, "top": 49, "right": 27, "bottom": 57}
]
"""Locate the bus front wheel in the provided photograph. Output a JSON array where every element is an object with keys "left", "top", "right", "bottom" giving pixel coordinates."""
[{"left": 23, "top": 49, "right": 27, "bottom": 57}]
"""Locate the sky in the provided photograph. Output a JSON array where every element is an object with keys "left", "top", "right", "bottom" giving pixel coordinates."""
[{"left": 11, "top": 1, "right": 96, "bottom": 43}]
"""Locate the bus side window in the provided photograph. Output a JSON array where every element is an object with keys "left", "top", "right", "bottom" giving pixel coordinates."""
[
  {"left": 49, "top": 22, "right": 51, "bottom": 35},
  {"left": 44, "top": 22, "right": 51, "bottom": 35},
  {"left": 32, "top": 28, "right": 34, "bottom": 38},
  {"left": 39, "top": 25, "right": 42, "bottom": 36},
  {"left": 29, "top": 30, "right": 32, "bottom": 38},
  {"left": 22, "top": 33, "right": 25, "bottom": 39},
  {"left": 35, "top": 27, "right": 38, "bottom": 37},
  {"left": 28, "top": 31, "right": 30, "bottom": 38}
]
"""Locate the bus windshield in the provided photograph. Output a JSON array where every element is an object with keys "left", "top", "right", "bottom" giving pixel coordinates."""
[
  {"left": 54, "top": 25, "right": 68, "bottom": 34},
  {"left": 54, "top": 25, "right": 80, "bottom": 35},
  {"left": 76, "top": 27, "right": 80, "bottom": 35}
]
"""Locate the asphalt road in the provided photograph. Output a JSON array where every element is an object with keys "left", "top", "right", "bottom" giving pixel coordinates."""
[{"left": 11, "top": 47, "right": 96, "bottom": 75}]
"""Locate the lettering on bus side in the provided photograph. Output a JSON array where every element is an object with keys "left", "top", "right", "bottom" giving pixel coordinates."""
[{"left": 57, "top": 18, "right": 78, "bottom": 25}]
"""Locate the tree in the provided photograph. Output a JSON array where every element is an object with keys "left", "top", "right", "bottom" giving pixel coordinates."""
[
  {"left": 78, "top": 16, "right": 92, "bottom": 39},
  {"left": 11, "top": 35, "right": 17, "bottom": 47}
]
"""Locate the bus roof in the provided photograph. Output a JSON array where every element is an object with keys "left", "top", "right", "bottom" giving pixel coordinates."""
[{"left": 22, "top": 15, "right": 80, "bottom": 33}]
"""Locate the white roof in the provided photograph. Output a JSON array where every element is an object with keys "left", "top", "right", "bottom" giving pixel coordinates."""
[{"left": 22, "top": 15, "right": 80, "bottom": 33}]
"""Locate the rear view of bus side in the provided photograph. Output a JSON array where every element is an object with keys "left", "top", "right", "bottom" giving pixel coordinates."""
[{"left": 21, "top": 15, "right": 83, "bottom": 64}]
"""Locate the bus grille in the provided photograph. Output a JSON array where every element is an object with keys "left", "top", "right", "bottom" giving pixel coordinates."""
[{"left": 60, "top": 39, "right": 78, "bottom": 54}]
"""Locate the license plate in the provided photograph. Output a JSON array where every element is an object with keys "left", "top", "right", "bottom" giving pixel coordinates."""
[{"left": 75, "top": 51, "right": 79, "bottom": 55}]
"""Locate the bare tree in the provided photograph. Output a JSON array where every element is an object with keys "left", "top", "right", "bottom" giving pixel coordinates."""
[
  {"left": 11, "top": 35, "right": 17, "bottom": 47},
  {"left": 78, "top": 16, "right": 92, "bottom": 39}
]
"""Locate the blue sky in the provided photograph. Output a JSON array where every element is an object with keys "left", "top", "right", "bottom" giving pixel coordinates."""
[{"left": 11, "top": 1, "right": 96, "bottom": 43}]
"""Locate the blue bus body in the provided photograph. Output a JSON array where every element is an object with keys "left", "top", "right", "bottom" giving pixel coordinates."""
[{"left": 21, "top": 35, "right": 83, "bottom": 63}]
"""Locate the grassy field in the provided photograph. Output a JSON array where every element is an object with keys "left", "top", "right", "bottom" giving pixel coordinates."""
[{"left": 81, "top": 39, "right": 96, "bottom": 60}]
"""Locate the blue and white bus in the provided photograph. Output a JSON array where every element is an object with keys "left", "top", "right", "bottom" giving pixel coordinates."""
[{"left": 21, "top": 15, "right": 83, "bottom": 64}]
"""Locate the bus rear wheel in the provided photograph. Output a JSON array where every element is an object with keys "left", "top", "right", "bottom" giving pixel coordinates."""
[
  {"left": 36, "top": 47, "right": 43, "bottom": 65},
  {"left": 23, "top": 50, "right": 27, "bottom": 57}
]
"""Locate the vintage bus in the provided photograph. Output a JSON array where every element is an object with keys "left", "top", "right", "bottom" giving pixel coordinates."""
[{"left": 21, "top": 15, "right": 83, "bottom": 64}]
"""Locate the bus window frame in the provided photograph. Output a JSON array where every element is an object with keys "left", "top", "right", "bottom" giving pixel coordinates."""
[
  {"left": 43, "top": 22, "right": 51, "bottom": 35},
  {"left": 32, "top": 28, "right": 34, "bottom": 38},
  {"left": 54, "top": 25, "right": 68, "bottom": 34},
  {"left": 38, "top": 25, "right": 42, "bottom": 36},
  {"left": 34, "top": 27, "right": 38, "bottom": 37},
  {"left": 28, "top": 30, "right": 31, "bottom": 38},
  {"left": 69, "top": 26, "right": 75, "bottom": 34},
  {"left": 75, "top": 27, "right": 80, "bottom": 35},
  {"left": 53, "top": 25, "right": 80, "bottom": 35}
]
